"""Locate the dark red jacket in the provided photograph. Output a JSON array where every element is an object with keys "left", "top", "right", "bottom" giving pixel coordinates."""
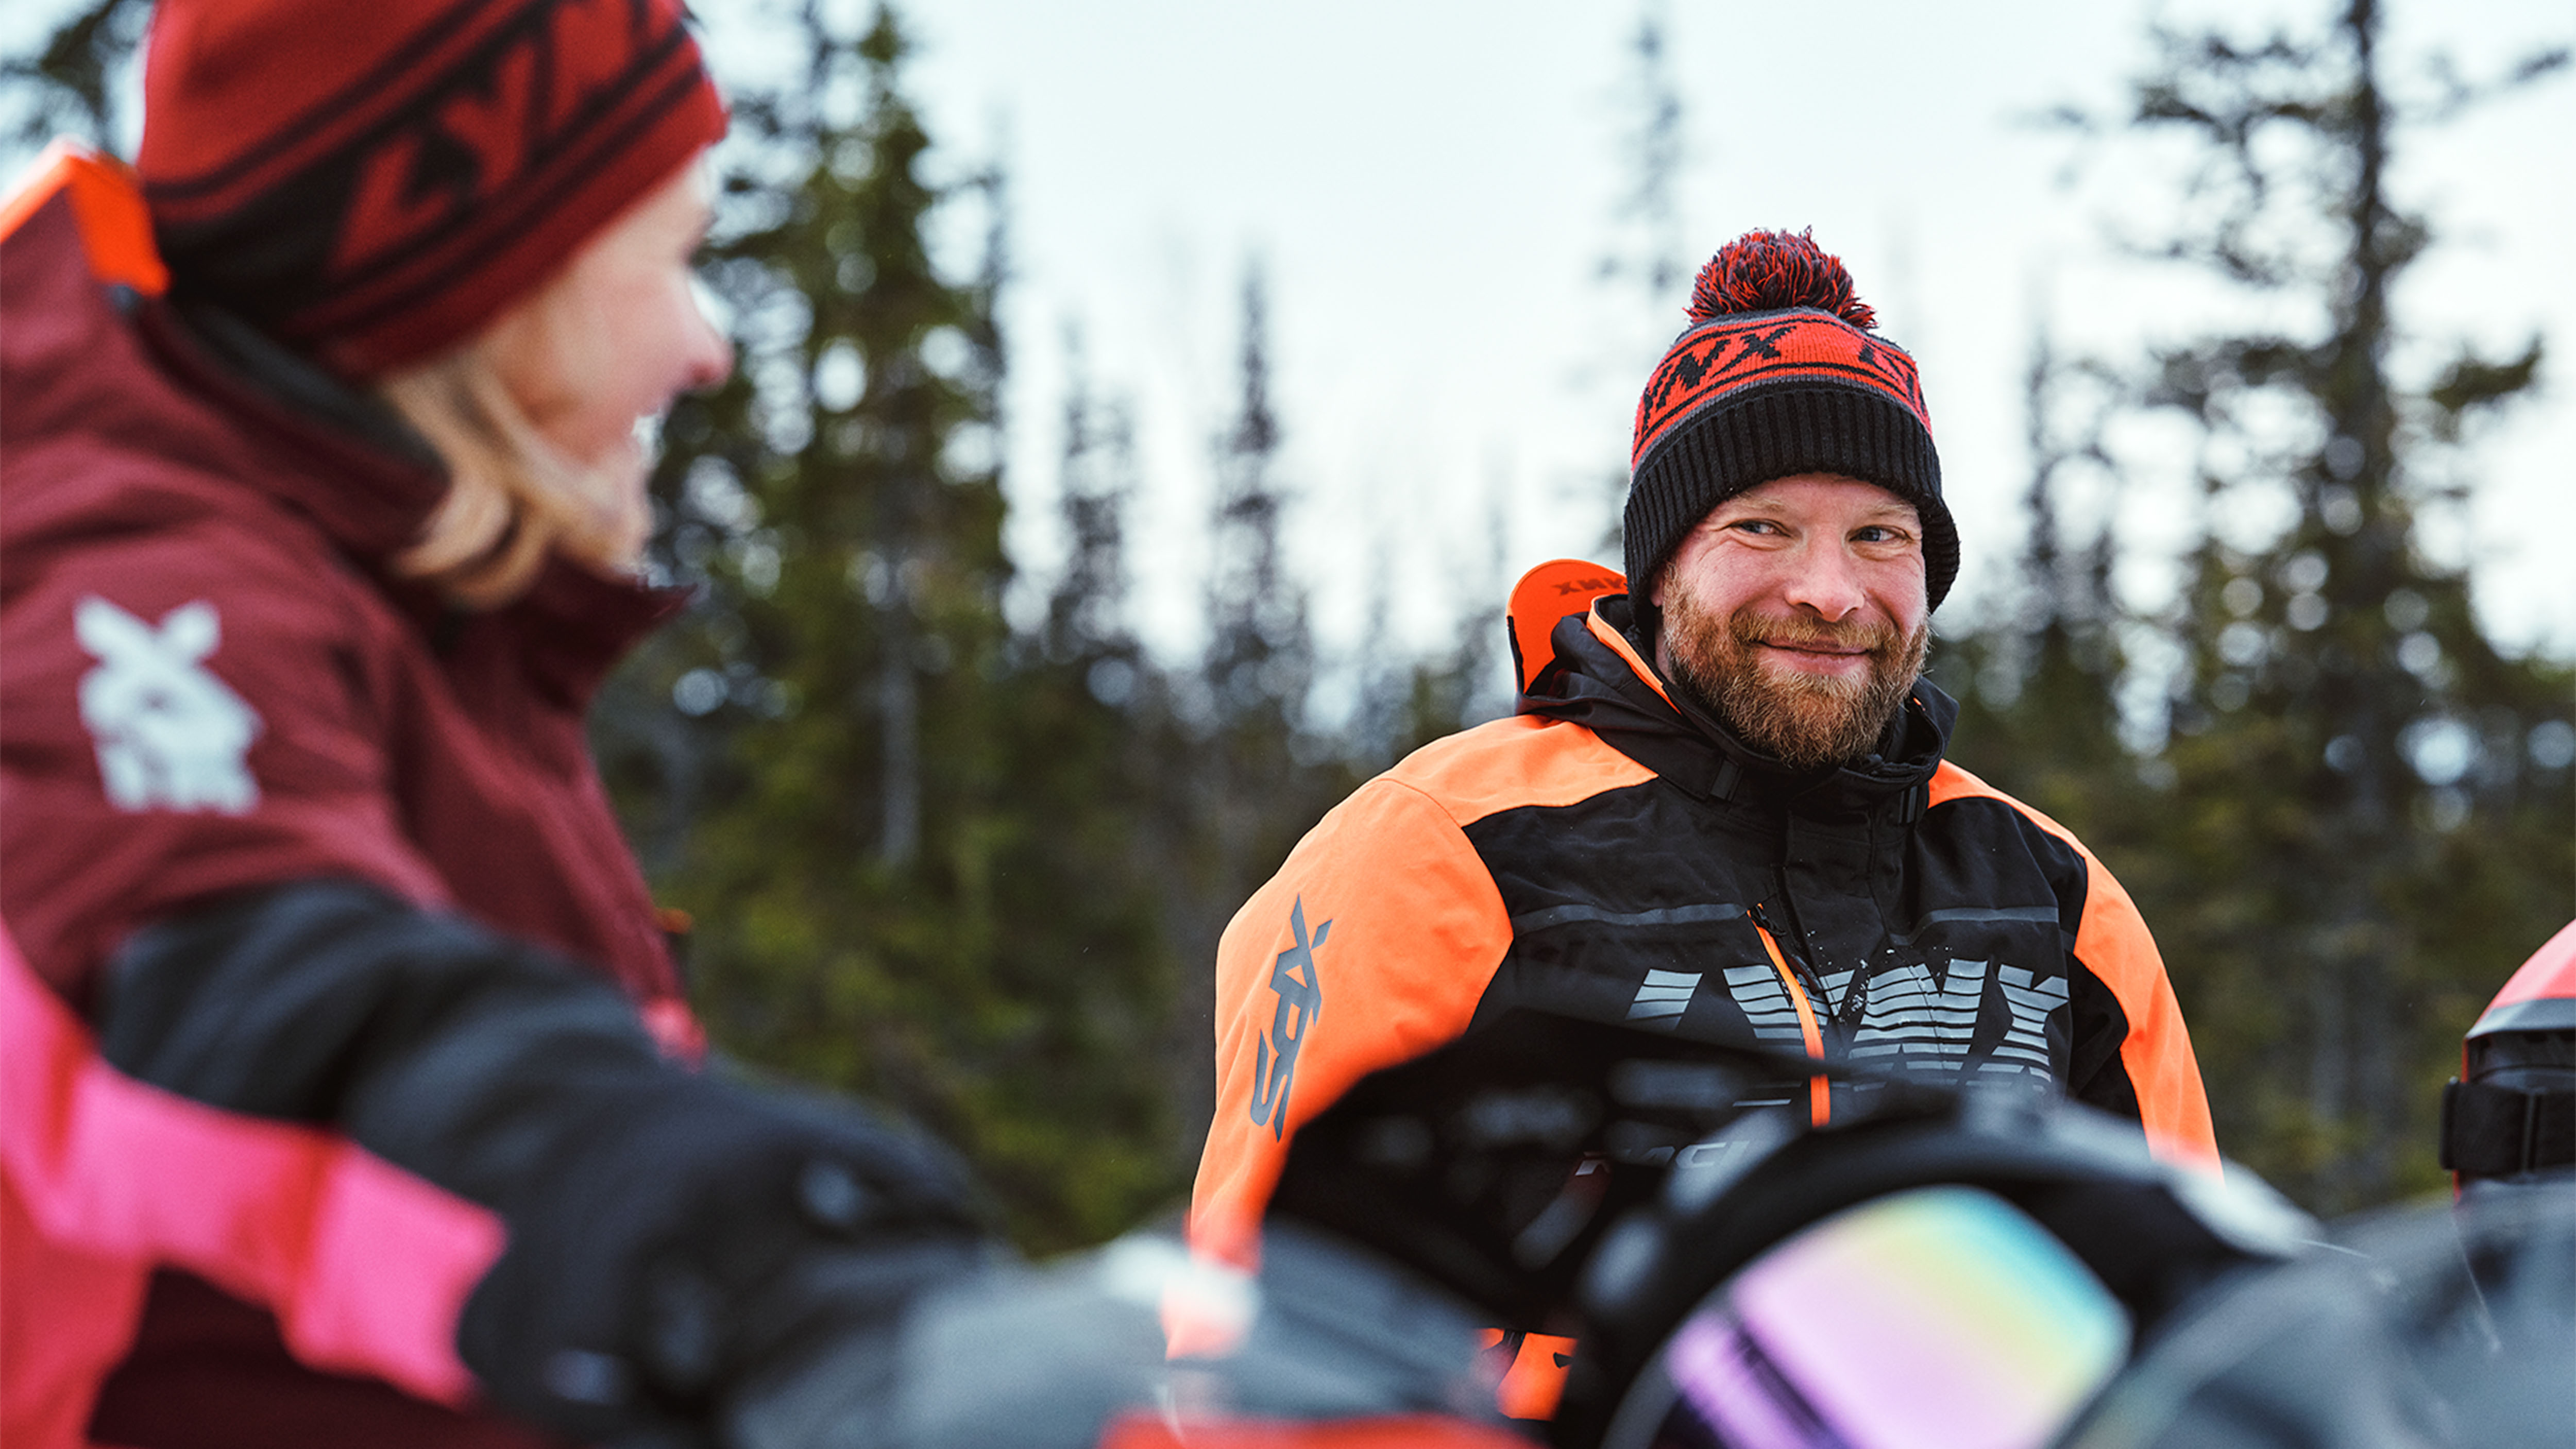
[
  {"left": 0, "top": 193, "right": 685, "bottom": 1014},
  {"left": 1, "top": 161, "right": 989, "bottom": 1449},
  {"left": 1, "top": 154, "right": 709, "bottom": 1447}
]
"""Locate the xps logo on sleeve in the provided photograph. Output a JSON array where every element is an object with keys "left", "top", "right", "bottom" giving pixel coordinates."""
[
  {"left": 1249, "top": 897, "right": 1330, "bottom": 1139},
  {"left": 74, "top": 597, "right": 263, "bottom": 815}
]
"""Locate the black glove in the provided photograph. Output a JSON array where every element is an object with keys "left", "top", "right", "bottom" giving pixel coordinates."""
[{"left": 97, "top": 880, "right": 993, "bottom": 1445}]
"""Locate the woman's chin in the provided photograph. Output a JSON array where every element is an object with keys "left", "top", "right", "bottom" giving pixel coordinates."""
[{"left": 554, "top": 439, "right": 655, "bottom": 576}]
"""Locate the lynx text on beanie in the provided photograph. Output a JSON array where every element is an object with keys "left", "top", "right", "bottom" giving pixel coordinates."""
[
  {"left": 1624, "top": 229, "right": 1955, "bottom": 613},
  {"left": 137, "top": 0, "right": 726, "bottom": 379}
]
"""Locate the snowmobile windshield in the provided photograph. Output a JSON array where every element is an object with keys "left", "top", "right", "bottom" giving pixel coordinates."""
[{"left": 1608, "top": 1185, "right": 2132, "bottom": 1449}]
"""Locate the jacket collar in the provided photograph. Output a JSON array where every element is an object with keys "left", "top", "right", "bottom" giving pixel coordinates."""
[
  {"left": 507, "top": 557, "right": 691, "bottom": 710},
  {"left": 1517, "top": 594, "right": 1952, "bottom": 817},
  {"left": 137, "top": 298, "right": 451, "bottom": 563}
]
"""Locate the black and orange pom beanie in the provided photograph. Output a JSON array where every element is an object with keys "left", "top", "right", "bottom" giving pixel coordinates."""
[{"left": 1624, "top": 229, "right": 1954, "bottom": 614}]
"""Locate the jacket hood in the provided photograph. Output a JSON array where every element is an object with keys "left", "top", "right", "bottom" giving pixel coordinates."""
[
  {"left": 1518, "top": 594, "right": 1953, "bottom": 816},
  {"left": 5, "top": 190, "right": 448, "bottom": 562}
]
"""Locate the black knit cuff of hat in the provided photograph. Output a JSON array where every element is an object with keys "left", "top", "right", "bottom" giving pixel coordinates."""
[{"left": 1623, "top": 382, "right": 1957, "bottom": 611}]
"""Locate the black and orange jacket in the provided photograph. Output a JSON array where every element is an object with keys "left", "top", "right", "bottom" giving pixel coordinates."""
[{"left": 1192, "top": 592, "right": 2217, "bottom": 1273}]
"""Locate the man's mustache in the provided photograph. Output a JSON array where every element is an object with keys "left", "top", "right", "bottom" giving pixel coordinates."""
[{"left": 1724, "top": 611, "right": 1905, "bottom": 657}]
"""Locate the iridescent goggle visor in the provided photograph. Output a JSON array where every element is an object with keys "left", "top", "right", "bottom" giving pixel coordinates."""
[{"left": 1635, "top": 1185, "right": 2132, "bottom": 1449}]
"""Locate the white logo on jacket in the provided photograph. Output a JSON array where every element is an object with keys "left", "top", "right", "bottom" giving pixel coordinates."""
[{"left": 75, "top": 597, "right": 263, "bottom": 815}]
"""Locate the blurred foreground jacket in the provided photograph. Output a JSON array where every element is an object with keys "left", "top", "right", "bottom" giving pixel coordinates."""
[{"left": 1, "top": 150, "right": 982, "bottom": 1448}]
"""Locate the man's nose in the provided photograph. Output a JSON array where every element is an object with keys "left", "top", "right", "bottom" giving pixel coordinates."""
[{"left": 1782, "top": 542, "right": 1869, "bottom": 622}]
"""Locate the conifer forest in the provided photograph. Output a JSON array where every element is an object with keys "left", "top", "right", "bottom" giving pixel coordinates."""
[{"left": 6, "top": 0, "right": 2569, "bottom": 1247}]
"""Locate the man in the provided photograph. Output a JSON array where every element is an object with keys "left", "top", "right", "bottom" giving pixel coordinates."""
[{"left": 1191, "top": 230, "right": 2217, "bottom": 1337}]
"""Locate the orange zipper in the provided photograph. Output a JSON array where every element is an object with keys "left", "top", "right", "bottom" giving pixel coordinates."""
[{"left": 1755, "top": 922, "right": 1831, "bottom": 1127}]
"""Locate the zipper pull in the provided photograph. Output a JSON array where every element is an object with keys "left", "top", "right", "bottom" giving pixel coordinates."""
[
  {"left": 1836, "top": 955, "right": 1873, "bottom": 1030},
  {"left": 1751, "top": 900, "right": 1831, "bottom": 1012}
]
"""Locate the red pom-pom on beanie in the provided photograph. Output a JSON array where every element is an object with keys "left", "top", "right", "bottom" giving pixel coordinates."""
[{"left": 1686, "top": 228, "right": 1877, "bottom": 331}]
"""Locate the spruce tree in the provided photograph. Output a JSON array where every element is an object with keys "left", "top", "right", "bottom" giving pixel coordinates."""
[
  {"left": 1147, "top": 263, "right": 1357, "bottom": 1161},
  {"left": 1938, "top": 325, "right": 2136, "bottom": 833},
  {"left": 1981, "top": 0, "right": 2575, "bottom": 1209},
  {"left": 611, "top": 5, "right": 1178, "bottom": 1248}
]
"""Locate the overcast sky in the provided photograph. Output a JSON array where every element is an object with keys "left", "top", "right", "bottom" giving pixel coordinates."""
[
  {"left": 834, "top": 0, "right": 2574, "bottom": 673},
  {"left": 8, "top": 0, "right": 2567, "bottom": 674}
]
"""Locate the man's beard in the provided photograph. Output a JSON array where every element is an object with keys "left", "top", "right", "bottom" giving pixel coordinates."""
[{"left": 1661, "top": 591, "right": 1930, "bottom": 771}]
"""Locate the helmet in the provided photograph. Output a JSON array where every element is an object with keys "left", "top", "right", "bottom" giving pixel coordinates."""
[{"left": 2439, "top": 919, "right": 2576, "bottom": 1192}]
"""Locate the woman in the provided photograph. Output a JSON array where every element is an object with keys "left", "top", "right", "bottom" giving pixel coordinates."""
[{"left": 0, "top": 1, "right": 983, "bottom": 1443}]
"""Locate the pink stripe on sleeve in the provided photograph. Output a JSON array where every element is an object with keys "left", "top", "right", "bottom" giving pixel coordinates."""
[{"left": 1, "top": 922, "right": 505, "bottom": 1412}]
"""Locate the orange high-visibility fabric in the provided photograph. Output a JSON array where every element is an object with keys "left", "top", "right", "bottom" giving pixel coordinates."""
[
  {"left": 0, "top": 142, "right": 168, "bottom": 297},
  {"left": 1926, "top": 763, "right": 2218, "bottom": 1169},
  {"left": 1191, "top": 716, "right": 1652, "bottom": 1269}
]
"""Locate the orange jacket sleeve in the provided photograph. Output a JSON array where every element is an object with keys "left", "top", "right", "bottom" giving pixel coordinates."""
[
  {"left": 1188, "top": 777, "right": 1514, "bottom": 1269},
  {"left": 2066, "top": 845, "right": 2220, "bottom": 1170}
]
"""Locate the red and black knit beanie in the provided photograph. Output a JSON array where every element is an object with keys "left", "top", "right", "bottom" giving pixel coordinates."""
[
  {"left": 1625, "top": 229, "right": 1955, "bottom": 612},
  {"left": 137, "top": 0, "right": 726, "bottom": 379}
]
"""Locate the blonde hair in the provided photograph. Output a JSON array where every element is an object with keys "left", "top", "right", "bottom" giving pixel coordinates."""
[{"left": 376, "top": 294, "right": 652, "bottom": 611}]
